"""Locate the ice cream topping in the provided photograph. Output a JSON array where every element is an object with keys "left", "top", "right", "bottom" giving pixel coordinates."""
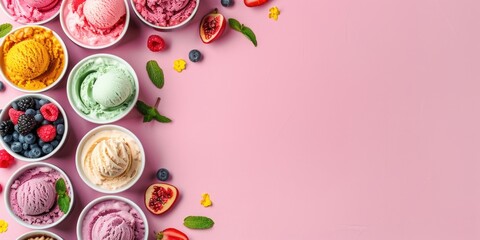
[
  {"left": 81, "top": 199, "right": 145, "bottom": 240},
  {"left": 63, "top": 0, "right": 127, "bottom": 46},
  {"left": 1, "top": 27, "right": 65, "bottom": 91},
  {"left": 70, "top": 56, "right": 136, "bottom": 121},
  {"left": 2, "top": 0, "right": 61, "bottom": 23},
  {"left": 133, "top": 0, "right": 197, "bottom": 27},
  {"left": 25, "top": 236, "right": 55, "bottom": 240},
  {"left": 9, "top": 166, "right": 69, "bottom": 225},
  {"left": 81, "top": 129, "right": 142, "bottom": 190}
]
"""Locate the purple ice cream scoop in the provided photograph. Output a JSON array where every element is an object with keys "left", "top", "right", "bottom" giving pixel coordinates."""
[{"left": 16, "top": 178, "right": 56, "bottom": 216}]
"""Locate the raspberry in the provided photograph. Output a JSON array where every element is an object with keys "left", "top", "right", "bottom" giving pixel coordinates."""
[
  {"left": 0, "top": 149, "right": 14, "bottom": 168},
  {"left": 37, "top": 125, "right": 56, "bottom": 142},
  {"left": 40, "top": 103, "right": 59, "bottom": 122},
  {"left": 8, "top": 108, "right": 24, "bottom": 125},
  {"left": 147, "top": 35, "right": 165, "bottom": 52}
]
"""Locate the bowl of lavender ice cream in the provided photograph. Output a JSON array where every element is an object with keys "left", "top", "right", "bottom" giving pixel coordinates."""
[{"left": 131, "top": 0, "right": 200, "bottom": 30}]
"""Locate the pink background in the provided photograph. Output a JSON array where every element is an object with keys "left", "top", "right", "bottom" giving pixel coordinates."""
[{"left": 1, "top": 0, "right": 480, "bottom": 239}]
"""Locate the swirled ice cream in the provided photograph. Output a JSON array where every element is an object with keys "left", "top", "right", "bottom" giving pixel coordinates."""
[
  {"left": 133, "top": 0, "right": 197, "bottom": 27},
  {"left": 2, "top": 0, "right": 61, "bottom": 23}
]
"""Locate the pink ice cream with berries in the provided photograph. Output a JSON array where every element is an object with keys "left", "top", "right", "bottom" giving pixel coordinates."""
[
  {"left": 62, "top": 0, "right": 127, "bottom": 47},
  {"left": 9, "top": 166, "right": 70, "bottom": 225},
  {"left": 1, "top": 0, "right": 61, "bottom": 23},
  {"left": 133, "top": 0, "right": 197, "bottom": 27}
]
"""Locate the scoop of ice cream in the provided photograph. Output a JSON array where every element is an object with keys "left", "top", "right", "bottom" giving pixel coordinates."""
[
  {"left": 16, "top": 178, "right": 56, "bottom": 216},
  {"left": 91, "top": 138, "right": 132, "bottom": 178},
  {"left": 91, "top": 215, "right": 135, "bottom": 240},
  {"left": 84, "top": 0, "right": 126, "bottom": 29},
  {"left": 92, "top": 70, "right": 134, "bottom": 109},
  {"left": 26, "top": 236, "right": 55, "bottom": 240},
  {"left": 5, "top": 39, "right": 51, "bottom": 79},
  {"left": 24, "top": 0, "right": 59, "bottom": 11}
]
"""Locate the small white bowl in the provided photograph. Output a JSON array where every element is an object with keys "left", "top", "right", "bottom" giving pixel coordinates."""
[
  {"left": 0, "top": 1, "right": 61, "bottom": 25},
  {"left": 16, "top": 230, "right": 63, "bottom": 240},
  {"left": 75, "top": 125, "right": 145, "bottom": 194},
  {"left": 0, "top": 25, "right": 68, "bottom": 93},
  {"left": 0, "top": 94, "right": 69, "bottom": 162},
  {"left": 66, "top": 53, "right": 139, "bottom": 124},
  {"left": 130, "top": 0, "right": 200, "bottom": 31},
  {"left": 77, "top": 195, "right": 149, "bottom": 240},
  {"left": 59, "top": 0, "right": 130, "bottom": 49},
  {"left": 4, "top": 162, "right": 75, "bottom": 230}
]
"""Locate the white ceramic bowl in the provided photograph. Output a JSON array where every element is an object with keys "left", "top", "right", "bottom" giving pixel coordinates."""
[
  {"left": 4, "top": 162, "right": 75, "bottom": 230},
  {"left": 59, "top": 0, "right": 130, "bottom": 49},
  {"left": 130, "top": 0, "right": 200, "bottom": 31},
  {"left": 75, "top": 125, "right": 145, "bottom": 194},
  {"left": 0, "top": 94, "right": 69, "bottom": 162},
  {"left": 76, "top": 195, "right": 149, "bottom": 240},
  {"left": 66, "top": 53, "right": 139, "bottom": 124},
  {"left": 0, "top": 2, "right": 61, "bottom": 25},
  {"left": 16, "top": 230, "right": 63, "bottom": 240},
  {"left": 0, "top": 25, "right": 69, "bottom": 93}
]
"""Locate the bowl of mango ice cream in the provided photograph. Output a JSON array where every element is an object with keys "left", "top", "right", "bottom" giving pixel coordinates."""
[{"left": 0, "top": 25, "right": 68, "bottom": 92}]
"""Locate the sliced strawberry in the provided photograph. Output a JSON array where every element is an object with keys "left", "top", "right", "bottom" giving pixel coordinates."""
[{"left": 156, "top": 228, "right": 188, "bottom": 240}]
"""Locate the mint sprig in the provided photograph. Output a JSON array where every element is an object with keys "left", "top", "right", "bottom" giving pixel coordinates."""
[
  {"left": 0, "top": 23, "right": 13, "bottom": 38},
  {"left": 228, "top": 18, "right": 257, "bottom": 47},
  {"left": 146, "top": 60, "right": 165, "bottom": 89},
  {"left": 55, "top": 178, "right": 70, "bottom": 214},
  {"left": 136, "top": 98, "right": 172, "bottom": 123}
]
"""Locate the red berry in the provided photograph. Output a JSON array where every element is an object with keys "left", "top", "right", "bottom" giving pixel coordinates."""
[
  {"left": 40, "top": 103, "right": 59, "bottom": 122},
  {"left": 8, "top": 108, "right": 24, "bottom": 125},
  {"left": 37, "top": 125, "right": 56, "bottom": 142},
  {"left": 0, "top": 184, "right": 2, "bottom": 193},
  {"left": 0, "top": 149, "right": 14, "bottom": 168},
  {"left": 147, "top": 35, "right": 165, "bottom": 52}
]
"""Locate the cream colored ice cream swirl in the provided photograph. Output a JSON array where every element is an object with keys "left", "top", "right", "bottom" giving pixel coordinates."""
[{"left": 91, "top": 138, "right": 132, "bottom": 178}]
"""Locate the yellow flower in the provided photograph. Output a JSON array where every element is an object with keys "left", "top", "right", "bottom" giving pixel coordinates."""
[
  {"left": 269, "top": 6, "right": 280, "bottom": 21},
  {"left": 173, "top": 59, "right": 187, "bottom": 73},
  {"left": 0, "top": 220, "right": 8, "bottom": 233},
  {"left": 200, "top": 193, "right": 213, "bottom": 207}
]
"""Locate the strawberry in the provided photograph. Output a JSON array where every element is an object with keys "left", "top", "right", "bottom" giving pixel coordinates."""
[
  {"left": 156, "top": 228, "right": 188, "bottom": 240},
  {"left": 244, "top": 0, "right": 268, "bottom": 7}
]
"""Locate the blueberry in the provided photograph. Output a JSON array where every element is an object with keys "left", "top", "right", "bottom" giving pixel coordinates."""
[
  {"left": 35, "top": 99, "right": 41, "bottom": 110},
  {"left": 38, "top": 139, "right": 45, "bottom": 147},
  {"left": 3, "top": 134, "right": 13, "bottom": 143},
  {"left": 0, "top": 81, "right": 4, "bottom": 91},
  {"left": 156, "top": 168, "right": 170, "bottom": 181},
  {"left": 42, "top": 144, "right": 53, "bottom": 154},
  {"left": 189, "top": 49, "right": 202, "bottom": 62},
  {"left": 30, "top": 147, "right": 42, "bottom": 158},
  {"left": 24, "top": 133, "right": 36, "bottom": 144},
  {"left": 22, "top": 143, "right": 29, "bottom": 151},
  {"left": 57, "top": 124, "right": 65, "bottom": 135},
  {"left": 54, "top": 118, "right": 64, "bottom": 125},
  {"left": 11, "top": 142, "right": 22, "bottom": 153},
  {"left": 55, "top": 135, "right": 62, "bottom": 140},
  {"left": 34, "top": 114, "right": 44, "bottom": 122},
  {"left": 51, "top": 140, "right": 59, "bottom": 148},
  {"left": 42, "top": 120, "right": 50, "bottom": 125},
  {"left": 23, "top": 150, "right": 31, "bottom": 158},
  {"left": 29, "top": 144, "right": 39, "bottom": 150},
  {"left": 39, "top": 99, "right": 49, "bottom": 106},
  {"left": 25, "top": 109, "right": 36, "bottom": 116},
  {"left": 12, "top": 131, "right": 19, "bottom": 141},
  {"left": 18, "top": 134, "right": 25, "bottom": 143},
  {"left": 11, "top": 102, "right": 18, "bottom": 110},
  {"left": 221, "top": 0, "right": 233, "bottom": 7}
]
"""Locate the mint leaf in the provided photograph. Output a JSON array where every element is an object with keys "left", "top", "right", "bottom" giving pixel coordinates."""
[
  {"left": 136, "top": 100, "right": 171, "bottom": 123},
  {"left": 228, "top": 18, "right": 258, "bottom": 47},
  {"left": 146, "top": 60, "right": 165, "bottom": 89},
  {"left": 184, "top": 216, "right": 215, "bottom": 229},
  {"left": 241, "top": 26, "right": 257, "bottom": 47},
  {"left": 228, "top": 18, "right": 242, "bottom": 32},
  {"left": 0, "top": 23, "right": 13, "bottom": 38},
  {"left": 58, "top": 195, "right": 70, "bottom": 214},
  {"left": 55, "top": 178, "right": 66, "bottom": 196},
  {"left": 136, "top": 100, "right": 151, "bottom": 115},
  {"left": 153, "top": 109, "right": 172, "bottom": 123}
]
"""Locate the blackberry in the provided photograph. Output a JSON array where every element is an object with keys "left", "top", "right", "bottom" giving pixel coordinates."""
[
  {"left": 17, "top": 114, "right": 36, "bottom": 135},
  {"left": 17, "top": 97, "right": 35, "bottom": 111},
  {"left": 0, "top": 120, "right": 14, "bottom": 137}
]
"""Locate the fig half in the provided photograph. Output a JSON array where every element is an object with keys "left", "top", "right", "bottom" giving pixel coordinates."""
[{"left": 145, "top": 183, "right": 179, "bottom": 215}]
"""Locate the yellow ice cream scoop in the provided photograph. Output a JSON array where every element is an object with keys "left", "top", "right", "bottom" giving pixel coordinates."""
[{"left": 5, "top": 39, "right": 50, "bottom": 79}]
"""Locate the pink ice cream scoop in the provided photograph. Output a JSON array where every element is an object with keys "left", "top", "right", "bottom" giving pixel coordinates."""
[
  {"left": 16, "top": 178, "right": 56, "bottom": 216},
  {"left": 92, "top": 215, "right": 135, "bottom": 240},
  {"left": 24, "top": 0, "right": 59, "bottom": 11},
  {"left": 83, "top": 0, "right": 126, "bottom": 29}
]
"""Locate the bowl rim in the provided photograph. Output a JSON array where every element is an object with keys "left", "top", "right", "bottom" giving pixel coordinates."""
[
  {"left": 0, "top": 94, "right": 69, "bottom": 162},
  {"left": 130, "top": 0, "right": 200, "bottom": 30},
  {"left": 15, "top": 230, "right": 64, "bottom": 240},
  {"left": 0, "top": 1, "right": 61, "bottom": 25},
  {"left": 4, "top": 162, "right": 75, "bottom": 230},
  {"left": 59, "top": 0, "right": 130, "bottom": 49},
  {"left": 75, "top": 124, "right": 145, "bottom": 194},
  {"left": 76, "top": 195, "right": 149, "bottom": 240},
  {"left": 0, "top": 25, "right": 69, "bottom": 93},
  {"left": 66, "top": 53, "right": 139, "bottom": 124}
]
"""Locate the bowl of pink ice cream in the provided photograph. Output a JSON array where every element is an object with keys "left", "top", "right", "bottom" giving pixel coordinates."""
[
  {"left": 59, "top": 0, "right": 130, "bottom": 49},
  {"left": 131, "top": 0, "right": 199, "bottom": 30},
  {"left": 0, "top": 0, "right": 62, "bottom": 24},
  {"left": 77, "top": 195, "right": 148, "bottom": 240},
  {"left": 4, "top": 162, "right": 74, "bottom": 230}
]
